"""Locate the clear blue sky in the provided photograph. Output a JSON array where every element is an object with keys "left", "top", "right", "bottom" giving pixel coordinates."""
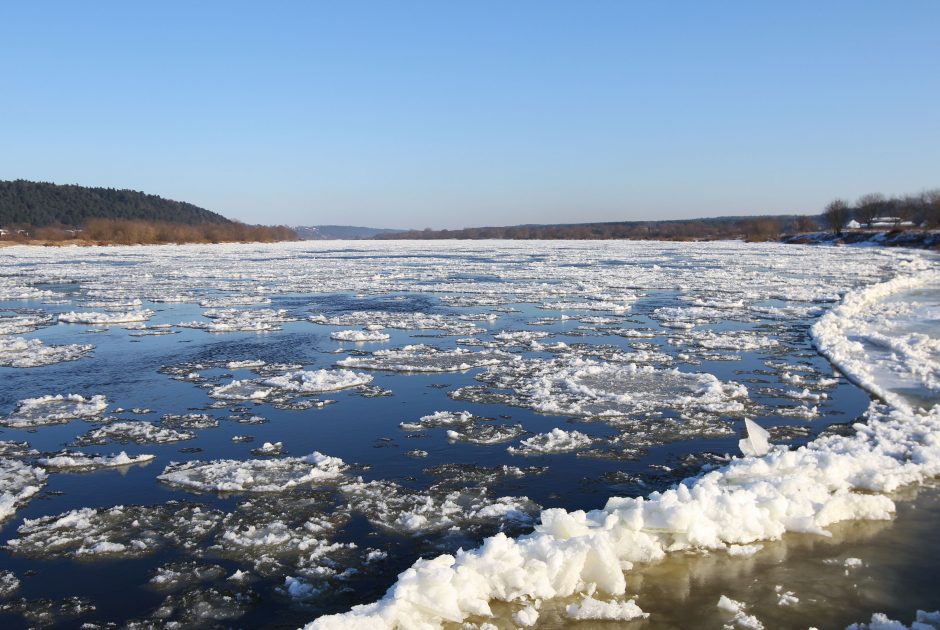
[{"left": 1, "top": 1, "right": 938, "bottom": 229}]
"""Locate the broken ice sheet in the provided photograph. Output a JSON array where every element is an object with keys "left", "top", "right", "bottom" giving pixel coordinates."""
[
  {"left": 58, "top": 309, "right": 155, "bottom": 325},
  {"left": 148, "top": 585, "right": 257, "bottom": 626},
  {"left": 0, "top": 571, "right": 19, "bottom": 598},
  {"left": 337, "top": 344, "right": 515, "bottom": 372},
  {"left": 209, "top": 369, "right": 373, "bottom": 404},
  {"left": 160, "top": 412, "right": 219, "bottom": 429},
  {"left": 6, "top": 502, "right": 222, "bottom": 559},
  {"left": 0, "top": 459, "right": 47, "bottom": 523},
  {"left": 1, "top": 393, "right": 108, "bottom": 428},
  {"left": 455, "top": 356, "right": 749, "bottom": 420},
  {"left": 507, "top": 428, "right": 594, "bottom": 456},
  {"left": 423, "top": 463, "right": 548, "bottom": 489},
  {"left": 158, "top": 452, "right": 347, "bottom": 493},
  {"left": 37, "top": 450, "right": 156, "bottom": 472},
  {"left": 178, "top": 307, "right": 296, "bottom": 333},
  {"left": 339, "top": 477, "right": 539, "bottom": 535},
  {"left": 73, "top": 421, "right": 195, "bottom": 446},
  {"left": 207, "top": 492, "right": 355, "bottom": 577},
  {"left": 330, "top": 329, "right": 391, "bottom": 342},
  {"left": 310, "top": 310, "right": 483, "bottom": 336},
  {"left": 148, "top": 561, "right": 227, "bottom": 591},
  {"left": 0, "top": 595, "right": 95, "bottom": 627},
  {"left": 399, "top": 410, "right": 526, "bottom": 445},
  {"left": 0, "top": 310, "right": 54, "bottom": 335},
  {"left": 0, "top": 336, "right": 93, "bottom": 368}
]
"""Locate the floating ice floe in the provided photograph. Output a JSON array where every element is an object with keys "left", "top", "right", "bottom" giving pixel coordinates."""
[
  {"left": 337, "top": 345, "right": 513, "bottom": 373},
  {"left": 161, "top": 413, "right": 219, "bottom": 429},
  {"left": 147, "top": 585, "right": 257, "bottom": 625},
  {"left": 507, "top": 428, "right": 594, "bottom": 456},
  {"left": 717, "top": 595, "right": 764, "bottom": 629},
  {"left": 6, "top": 502, "right": 221, "bottom": 559},
  {"left": 199, "top": 294, "right": 271, "bottom": 307},
  {"left": 0, "top": 571, "right": 19, "bottom": 598},
  {"left": 179, "top": 308, "right": 295, "bottom": 333},
  {"left": 58, "top": 309, "right": 155, "bottom": 325},
  {"left": 566, "top": 595, "right": 648, "bottom": 621},
  {"left": 74, "top": 421, "right": 194, "bottom": 446},
  {"left": 226, "top": 359, "right": 267, "bottom": 369},
  {"left": 210, "top": 379, "right": 274, "bottom": 400},
  {"left": 1, "top": 394, "right": 108, "bottom": 428},
  {"left": 0, "top": 460, "right": 47, "bottom": 523},
  {"left": 209, "top": 493, "right": 355, "bottom": 580},
  {"left": 0, "top": 441, "right": 38, "bottom": 459},
  {"left": 158, "top": 452, "right": 347, "bottom": 493},
  {"left": 149, "top": 561, "right": 227, "bottom": 590},
  {"left": 339, "top": 478, "right": 539, "bottom": 536},
  {"left": 209, "top": 369, "right": 373, "bottom": 402},
  {"left": 0, "top": 595, "right": 95, "bottom": 626},
  {"left": 263, "top": 369, "right": 373, "bottom": 392},
  {"left": 846, "top": 610, "right": 940, "bottom": 630},
  {"left": 456, "top": 357, "right": 749, "bottom": 420},
  {"left": 330, "top": 329, "right": 391, "bottom": 342},
  {"left": 37, "top": 451, "right": 155, "bottom": 471},
  {"left": 0, "top": 336, "right": 93, "bottom": 368},
  {"left": 251, "top": 441, "right": 283, "bottom": 456},
  {"left": 0, "top": 311, "right": 54, "bottom": 335},
  {"left": 311, "top": 311, "right": 482, "bottom": 336},
  {"left": 400, "top": 411, "right": 525, "bottom": 445},
  {"left": 667, "top": 329, "right": 781, "bottom": 360},
  {"left": 0, "top": 283, "right": 56, "bottom": 301}
]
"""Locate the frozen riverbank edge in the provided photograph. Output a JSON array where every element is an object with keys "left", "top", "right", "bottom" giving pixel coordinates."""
[{"left": 306, "top": 263, "right": 940, "bottom": 629}]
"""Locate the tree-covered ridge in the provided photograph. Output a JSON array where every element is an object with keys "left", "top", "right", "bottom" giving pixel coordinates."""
[{"left": 0, "top": 180, "right": 231, "bottom": 227}]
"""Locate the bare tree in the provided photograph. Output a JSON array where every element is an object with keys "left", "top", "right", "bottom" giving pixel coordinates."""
[
  {"left": 795, "top": 215, "right": 819, "bottom": 233},
  {"left": 856, "top": 193, "right": 886, "bottom": 227},
  {"left": 923, "top": 189, "right": 940, "bottom": 228},
  {"left": 823, "top": 199, "right": 850, "bottom": 235}
]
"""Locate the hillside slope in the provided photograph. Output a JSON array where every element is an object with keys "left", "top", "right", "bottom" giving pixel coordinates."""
[{"left": 0, "top": 180, "right": 231, "bottom": 227}]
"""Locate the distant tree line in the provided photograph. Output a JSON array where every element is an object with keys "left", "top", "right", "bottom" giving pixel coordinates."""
[
  {"left": 0, "top": 180, "right": 296, "bottom": 245},
  {"left": 3, "top": 219, "right": 296, "bottom": 245},
  {"left": 823, "top": 190, "right": 940, "bottom": 235},
  {"left": 0, "top": 180, "right": 231, "bottom": 227},
  {"left": 377, "top": 215, "right": 819, "bottom": 242}
]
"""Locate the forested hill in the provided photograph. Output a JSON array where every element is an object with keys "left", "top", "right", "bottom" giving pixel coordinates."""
[{"left": 0, "top": 180, "right": 232, "bottom": 227}]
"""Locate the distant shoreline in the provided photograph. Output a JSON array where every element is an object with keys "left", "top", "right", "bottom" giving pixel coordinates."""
[{"left": 3, "top": 229, "right": 937, "bottom": 250}]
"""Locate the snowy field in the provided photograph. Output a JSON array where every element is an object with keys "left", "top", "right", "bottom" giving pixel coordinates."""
[{"left": 0, "top": 240, "right": 937, "bottom": 628}]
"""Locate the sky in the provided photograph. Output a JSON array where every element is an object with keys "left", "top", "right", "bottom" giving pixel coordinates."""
[{"left": 1, "top": 1, "right": 938, "bottom": 229}]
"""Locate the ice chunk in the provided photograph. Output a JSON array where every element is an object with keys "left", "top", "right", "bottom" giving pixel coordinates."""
[
  {"left": 507, "top": 428, "right": 594, "bottom": 455},
  {"left": 330, "top": 330, "right": 391, "bottom": 342},
  {"left": 401, "top": 410, "right": 525, "bottom": 445},
  {"left": 738, "top": 419, "right": 771, "bottom": 457},
  {"left": 0, "top": 570, "right": 20, "bottom": 598},
  {"left": 7, "top": 502, "right": 221, "bottom": 559},
  {"left": 717, "top": 595, "right": 764, "bottom": 629},
  {"left": 337, "top": 344, "right": 512, "bottom": 373},
  {"left": 263, "top": 369, "right": 373, "bottom": 392},
  {"left": 1, "top": 394, "right": 108, "bottom": 428},
  {"left": 74, "top": 421, "right": 194, "bottom": 446},
  {"left": 566, "top": 596, "right": 648, "bottom": 621},
  {"left": 58, "top": 309, "right": 154, "bottom": 324},
  {"left": 339, "top": 478, "right": 538, "bottom": 535},
  {"left": 0, "top": 336, "right": 93, "bottom": 368},
  {"left": 37, "top": 451, "right": 155, "bottom": 471},
  {"left": 0, "top": 459, "right": 47, "bottom": 523}
]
